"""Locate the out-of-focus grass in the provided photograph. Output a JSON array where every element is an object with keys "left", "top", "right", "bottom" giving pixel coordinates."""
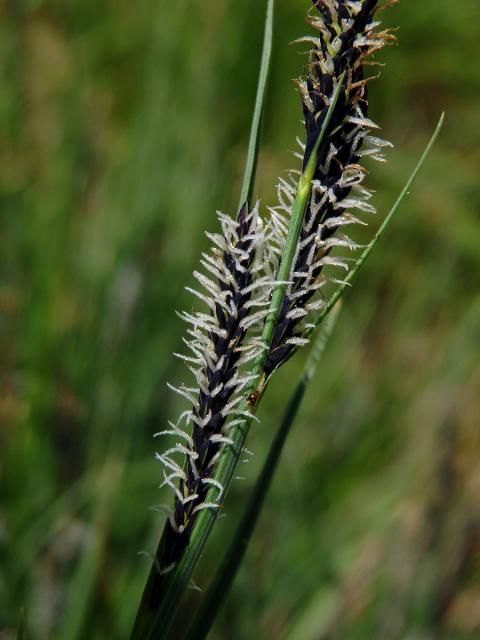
[{"left": 0, "top": 1, "right": 479, "bottom": 639}]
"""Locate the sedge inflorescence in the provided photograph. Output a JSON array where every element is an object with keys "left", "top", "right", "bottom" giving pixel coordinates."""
[
  {"left": 156, "top": 0, "right": 395, "bottom": 571},
  {"left": 266, "top": 0, "right": 396, "bottom": 374},
  {"left": 155, "top": 203, "right": 274, "bottom": 568}
]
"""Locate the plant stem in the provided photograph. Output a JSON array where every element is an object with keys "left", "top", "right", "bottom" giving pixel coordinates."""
[{"left": 239, "top": 0, "right": 275, "bottom": 211}]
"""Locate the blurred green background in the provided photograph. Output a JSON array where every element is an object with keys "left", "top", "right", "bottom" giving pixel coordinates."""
[{"left": 1, "top": 0, "right": 479, "bottom": 638}]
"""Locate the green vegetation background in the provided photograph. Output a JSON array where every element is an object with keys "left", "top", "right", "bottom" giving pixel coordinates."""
[{"left": 1, "top": 1, "right": 479, "bottom": 638}]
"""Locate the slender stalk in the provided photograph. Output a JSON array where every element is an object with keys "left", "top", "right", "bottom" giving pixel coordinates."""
[
  {"left": 186, "top": 304, "right": 341, "bottom": 640},
  {"left": 129, "top": 70, "right": 346, "bottom": 640},
  {"left": 239, "top": 0, "right": 275, "bottom": 210}
]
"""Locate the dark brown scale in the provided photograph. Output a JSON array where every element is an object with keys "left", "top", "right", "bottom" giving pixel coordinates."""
[
  {"left": 313, "top": 1, "right": 333, "bottom": 26},
  {"left": 338, "top": 4, "right": 350, "bottom": 20}
]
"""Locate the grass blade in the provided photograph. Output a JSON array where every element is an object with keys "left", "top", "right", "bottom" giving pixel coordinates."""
[
  {"left": 239, "top": 0, "right": 275, "bottom": 210},
  {"left": 186, "top": 304, "right": 341, "bottom": 640}
]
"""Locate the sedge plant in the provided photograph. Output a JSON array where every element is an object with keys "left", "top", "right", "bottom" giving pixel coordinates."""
[{"left": 130, "top": 1, "right": 443, "bottom": 637}]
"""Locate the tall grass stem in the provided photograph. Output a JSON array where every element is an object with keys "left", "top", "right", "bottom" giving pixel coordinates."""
[{"left": 239, "top": 0, "right": 275, "bottom": 210}]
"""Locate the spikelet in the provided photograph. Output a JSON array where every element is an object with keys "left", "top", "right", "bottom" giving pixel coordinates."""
[
  {"left": 265, "top": 0, "right": 395, "bottom": 375},
  {"left": 156, "top": 202, "right": 273, "bottom": 569}
]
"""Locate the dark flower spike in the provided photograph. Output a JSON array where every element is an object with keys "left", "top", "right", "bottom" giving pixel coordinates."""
[
  {"left": 265, "top": 0, "right": 396, "bottom": 375},
  {"left": 156, "top": 202, "right": 274, "bottom": 570}
]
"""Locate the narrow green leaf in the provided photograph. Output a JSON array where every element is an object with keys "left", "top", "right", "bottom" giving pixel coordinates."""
[
  {"left": 186, "top": 304, "right": 341, "bottom": 640},
  {"left": 239, "top": 0, "right": 275, "bottom": 210}
]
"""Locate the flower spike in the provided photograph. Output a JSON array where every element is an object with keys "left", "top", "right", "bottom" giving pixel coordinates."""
[
  {"left": 265, "top": 0, "right": 395, "bottom": 375},
  {"left": 158, "top": 202, "right": 274, "bottom": 569}
]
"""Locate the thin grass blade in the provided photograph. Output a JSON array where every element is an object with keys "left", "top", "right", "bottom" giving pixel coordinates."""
[{"left": 239, "top": 0, "right": 275, "bottom": 210}]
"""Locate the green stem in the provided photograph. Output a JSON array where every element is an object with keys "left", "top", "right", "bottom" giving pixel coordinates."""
[
  {"left": 186, "top": 305, "right": 341, "bottom": 640},
  {"left": 238, "top": 0, "right": 275, "bottom": 210}
]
